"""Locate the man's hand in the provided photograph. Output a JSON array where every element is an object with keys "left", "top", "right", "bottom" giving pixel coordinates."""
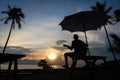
[
  {"left": 63, "top": 44, "right": 68, "bottom": 47},
  {"left": 63, "top": 44, "right": 72, "bottom": 50}
]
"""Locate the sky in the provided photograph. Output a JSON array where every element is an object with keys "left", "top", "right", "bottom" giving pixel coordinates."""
[{"left": 0, "top": 0, "right": 120, "bottom": 65}]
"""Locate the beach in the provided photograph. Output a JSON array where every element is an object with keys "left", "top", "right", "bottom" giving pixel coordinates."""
[{"left": 1, "top": 64, "right": 120, "bottom": 80}]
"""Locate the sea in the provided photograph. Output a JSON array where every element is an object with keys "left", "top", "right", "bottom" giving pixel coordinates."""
[{"left": 0, "top": 64, "right": 63, "bottom": 70}]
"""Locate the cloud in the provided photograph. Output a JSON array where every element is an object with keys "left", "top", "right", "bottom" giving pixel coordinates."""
[
  {"left": 0, "top": 46, "right": 31, "bottom": 55},
  {"left": 51, "top": 46, "right": 66, "bottom": 51},
  {"left": 56, "top": 40, "right": 67, "bottom": 45},
  {"left": 0, "top": 46, "right": 49, "bottom": 60}
]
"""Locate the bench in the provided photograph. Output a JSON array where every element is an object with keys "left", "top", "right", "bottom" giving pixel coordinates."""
[
  {"left": 0, "top": 53, "right": 25, "bottom": 72},
  {"left": 69, "top": 55, "right": 106, "bottom": 78},
  {"left": 70, "top": 55, "right": 106, "bottom": 68}
]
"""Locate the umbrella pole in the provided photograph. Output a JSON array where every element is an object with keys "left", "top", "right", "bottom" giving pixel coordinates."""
[
  {"left": 103, "top": 26, "right": 117, "bottom": 61},
  {"left": 84, "top": 31, "right": 90, "bottom": 56}
]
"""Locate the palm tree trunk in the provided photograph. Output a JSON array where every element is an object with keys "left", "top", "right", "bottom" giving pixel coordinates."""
[
  {"left": 104, "top": 26, "right": 117, "bottom": 61},
  {"left": 84, "top": 31, "right": 90, "bottom": 56},
  {"left": 2, "top": 20, "right": 14, "bottom": 54},
  {"left": 0, "top": 22, "right": 14, "bottom": 71}
]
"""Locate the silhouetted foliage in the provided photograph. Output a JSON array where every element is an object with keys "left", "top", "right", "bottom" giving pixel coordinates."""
[
  {"left": 91, "top": 1, "right": 118, "bottom": 61},
  {"left": 91, "top": 1, "right": 112, "bottom": 24},
  {"left": 109, "top": 33, "right": 120, "bottom": 56},
  {"left": 38, "top": 59, "right": 53, "bottom": 69},
  {"left": 1, "top": 5, "right": 25, "bottom": 53},
  {"left": 91, "top": 1, "right": 112, "bottom": 14},
  {"left": 114, "top": 9, "right": 120, "bottom": 22}
]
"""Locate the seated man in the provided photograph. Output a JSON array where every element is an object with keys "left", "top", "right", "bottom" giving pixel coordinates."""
[{"left": 63, "top": 34, "right": 88, "bottom": 68}]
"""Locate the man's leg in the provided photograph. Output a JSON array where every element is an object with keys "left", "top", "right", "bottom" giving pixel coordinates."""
[
  {"left": 63, "top": 52, "right": 73, "bottom": 68},
  {"left": 64, "top": 53, "right": 69, "bottom": 67},
  {"left": 71, "top": 59, "right": 77, "bottom": 68}
]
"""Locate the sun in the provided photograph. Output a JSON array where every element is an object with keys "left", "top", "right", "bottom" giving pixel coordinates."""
[{"left": 48, "top": 53, "right": 57, "bottom": 60}]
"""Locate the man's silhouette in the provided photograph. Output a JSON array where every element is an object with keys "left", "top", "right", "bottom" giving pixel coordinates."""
[{"left": 63, "top": 34, "right": 88, "bottom": 68}]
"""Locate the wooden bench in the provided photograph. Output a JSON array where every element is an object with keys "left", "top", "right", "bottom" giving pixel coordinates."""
[
  {"left": 69, "top": 55, "right": 106, "bottom": 78},
  {"left": 70, "top": 55, "right": 106, "bottom": 68},
  {"left": 0, "top": 53, "right": 25, "bottom": 72}
]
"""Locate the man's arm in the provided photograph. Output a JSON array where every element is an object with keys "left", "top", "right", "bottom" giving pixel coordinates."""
[{"left": 63, "top": 44, "right": 73, "bottom": 50}]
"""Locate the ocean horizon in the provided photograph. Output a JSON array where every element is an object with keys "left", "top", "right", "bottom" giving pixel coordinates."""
[{"left": 1, "top": 64, "right": 63, "bottom": 70}]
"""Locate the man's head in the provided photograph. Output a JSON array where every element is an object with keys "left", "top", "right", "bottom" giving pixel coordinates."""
[{"left": 73, "top": 34, "right": 79, "bottom": 39}]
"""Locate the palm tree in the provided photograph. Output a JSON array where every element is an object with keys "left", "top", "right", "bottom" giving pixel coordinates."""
[
  {"left": 1, "top": 5, "right": 25, "bottom": 54},
  {"left": 109, "top": 33, "right": 120, "bottom": 55},
  {"left": 91, "top": 1, "right": 112, "bottom": 14},
  {"left": 91, "top": 1, "right": 117, "bottom": 61},
  {"left": 113, "top": 9, "right": 120, "bottom": 24}
]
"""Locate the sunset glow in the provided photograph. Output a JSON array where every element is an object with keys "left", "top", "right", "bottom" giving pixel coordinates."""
[
  {"left": 48, "top": 53, "right": 57, "bottom": 60},
  {"left": 0, "top": 0, "right": 120, "bottom": 66}
]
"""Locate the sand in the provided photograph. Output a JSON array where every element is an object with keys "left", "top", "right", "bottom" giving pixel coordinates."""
[{"left": 0, "top": 67, "right": 120, "bottom": 80}]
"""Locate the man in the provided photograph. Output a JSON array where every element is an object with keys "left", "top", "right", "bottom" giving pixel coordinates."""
[{"left": 63, "top": 34, "right": 88, "bottom": 68}]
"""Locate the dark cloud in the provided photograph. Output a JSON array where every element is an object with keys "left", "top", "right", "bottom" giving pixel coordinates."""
[
  {"left": 0, "top": 46, "right": 31, "bottom": 55},
  {"left": 51, "top": 46, "right": 66, "bottom": 51},
  {"left": 56, "top": 40, "right": 67, "bottom": 45}
]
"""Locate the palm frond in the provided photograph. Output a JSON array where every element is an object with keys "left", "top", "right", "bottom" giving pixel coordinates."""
[
  {"left": 109, "top": 33, "right": 120, "bottom": 43},
  {"left": 7, "top": 5, "right": 11, "bottom": 10},
  {"left": 96, "top": 2, "right": 101, "bottom": 9},
  {"left": 91, "top": 6, "right": 97, "bottom": 11},
  {"left": 105, "top": 6, "right": 112, "bottom": 14},
  {"left": 16, "top": 20, "right": 22, "bottom": 29},
  {"left": 17, "top": 13, "right": 25, "bottom": 19},
  {"left": 91, "top": 1, "right": 112, "bottom": 14},
  {"left": 109, "top": 33, "right": 120, "bottom": 54},
  {"left": 96, "top": 2, "right": 105, "bottom": 12},
  {"left": 1, "top": 5, "right": 25, "bottom": 30},
  {"left": 114, "top": 9, "right": 120, "bottom": 22},
  {"left": 115, "top": 42, "right": 120, "bottom": 47},
  {"left": 1, "top": 11, "right": 8, "bottom": 14},
  {"left": 4, "top": 17, "right": 11, "bottom": 24},
  {"left": 18, "top": 23, "right": 22, "bottom": 29}
]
